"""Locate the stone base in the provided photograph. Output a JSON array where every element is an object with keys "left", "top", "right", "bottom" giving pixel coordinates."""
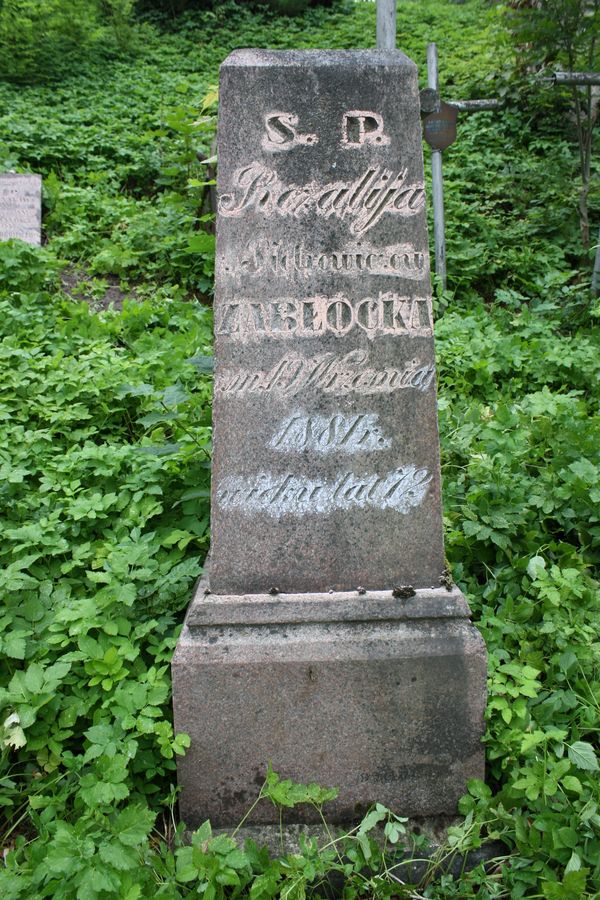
[{"left": 172, "top": 572, "right": 487, "bottom": 828}]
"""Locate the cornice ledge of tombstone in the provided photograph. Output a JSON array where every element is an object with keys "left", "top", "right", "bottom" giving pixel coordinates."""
[{"left": 184, "top": 565, "right": 473, "bottom": 629}]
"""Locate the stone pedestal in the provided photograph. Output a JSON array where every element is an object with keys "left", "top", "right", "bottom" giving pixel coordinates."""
[
  {"left": 172, "top": 49, "right": 487, "bottom": 827},
  {"left": 173, "top": 572, "right": 486, "bottom": 828}
]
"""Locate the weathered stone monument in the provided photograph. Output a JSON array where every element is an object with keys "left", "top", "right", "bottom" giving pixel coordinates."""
[
  {"left": 0, "top": 174, "right": 42, "bottom": 244},
  {"left": 173, "top": 49, "right": 486, "bottom": 827}
]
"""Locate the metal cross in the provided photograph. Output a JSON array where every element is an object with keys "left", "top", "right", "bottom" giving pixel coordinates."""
[{"left": 375, "top": 3, "right": 500, "bottom": 289}]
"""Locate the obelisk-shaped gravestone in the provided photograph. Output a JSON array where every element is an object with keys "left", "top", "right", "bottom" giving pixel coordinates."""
[{"left": 173, "top": 50, "right": 486, "bottom": 828}]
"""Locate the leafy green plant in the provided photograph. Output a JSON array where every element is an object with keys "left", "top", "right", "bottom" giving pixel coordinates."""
[
  {"left": 0, "top": 0, "right": 139, "bottom": 82},
  {"left": 508, "top": 0, "right": 600, "bottom": 252}
]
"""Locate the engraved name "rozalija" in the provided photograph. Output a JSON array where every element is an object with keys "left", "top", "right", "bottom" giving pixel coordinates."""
[
  {"left": 215, "top": 292, "right": 432, "bottom": 341},
  {"left": 218, "top": 164, "right": 425, "bottom": 235},
  {"left": 215, "top": 350, "right": 435, "bottom": 399},
  {"left": 216, "top": 466, "right": 432, "bottom": 517}
]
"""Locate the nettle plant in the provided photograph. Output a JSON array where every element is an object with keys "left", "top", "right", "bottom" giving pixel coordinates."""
[{"left": 0, "top": 245, "right": 211, "bottom": 848}]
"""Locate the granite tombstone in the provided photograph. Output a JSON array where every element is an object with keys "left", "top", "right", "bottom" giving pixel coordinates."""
[
  {"left": 0, "top": 174, "right": 42, "bottom": 245},
  {"left": 173, "top": 49, "right": 487, "bottom": 828}
]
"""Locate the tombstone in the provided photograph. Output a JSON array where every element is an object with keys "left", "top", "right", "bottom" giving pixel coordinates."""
[
  {"left": 0, "top": 174, "right": 42, "bottom": 245},
  {"left": 172, "top": 50, "right": 486, "bottom": 828}
]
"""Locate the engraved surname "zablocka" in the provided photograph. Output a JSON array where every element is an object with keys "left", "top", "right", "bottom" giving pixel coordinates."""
[
  {"left": 215, "top": 293, "right": 431, "bottom": 341},
  {"left": 270, "top": 412, "right": 390, "bottom": 453},
  {"left": 229, "top": 239, "right": 426, "bottom": 281},
  {"left": 215, "top": 350, "right": 435, "bottom": 399},
  {"left": 216, "top": 466, "right": 432, "bottom": 517},
  {"left": 218, "top": 164, "right": 424, "bottom": 235}
]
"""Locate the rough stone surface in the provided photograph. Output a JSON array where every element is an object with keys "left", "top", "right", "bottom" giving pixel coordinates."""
[
  {"left": 173, "top": 49, "right": 487, "bottom": 828},
  {"left": 0, "top": 174, "right": 42, "bottom": 244},
  {"left": 210, "top": 49, "right": 444, "bottom": 594},
  {"left": 173, "top": 573, "right": 487, "bottom": 828}
]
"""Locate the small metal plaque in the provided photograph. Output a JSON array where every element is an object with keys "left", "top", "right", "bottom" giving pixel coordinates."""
[{"left": 423, "top": 101, "right": 458, "bottom": 151}]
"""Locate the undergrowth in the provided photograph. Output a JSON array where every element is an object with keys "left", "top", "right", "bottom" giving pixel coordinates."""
[{"left": 0, "top": 0, "right": 598, "bottom": 897}]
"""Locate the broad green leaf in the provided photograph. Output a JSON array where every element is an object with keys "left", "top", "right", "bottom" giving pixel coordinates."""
[
  {"left": 99, "top": 840, "right": 137, "bottom": 871},
  {"left": 23, "top": 663, "right": 44, "bottom": 694},
  {"left": 467, "top": 779, "right": 492, "bottom": 800},
  {"left": 192, "top": 819, "right": 212, "bottom": 845},
  {"left": 527, "top": 555, "right": 546, "bottom": 580},
  {"left": 562, "top": 776, "right": 583, "bottom": 794},
  {"left": 3, "top": 633, "right": 27, "bottom": 660},
  {"left": 188, "top": 234, "right": 215, "bottom": 254},
  {"left": 568, "top": 742, "right": 599, "bottom": 772},
  {"left": 113, "top": 804, "right": 156, "bottom": 847}
]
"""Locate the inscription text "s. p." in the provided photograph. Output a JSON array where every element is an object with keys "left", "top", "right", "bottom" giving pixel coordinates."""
[{"left": 261, "top": 110, "right": 389, "bottom": 152}]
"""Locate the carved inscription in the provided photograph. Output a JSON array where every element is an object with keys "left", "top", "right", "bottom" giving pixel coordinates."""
[
  {"left": 215, "top": 292, "right": 431, "bottom": 341},
  {"left": 261, "top": 109, "right": 388, "bottom": 150},
  {"left": 270, "top": 412, "right": 391, "bottom": 453},
  {"left": 215, "top": 350, "right": 435, "bottom": 399},
  {"left": 218, "top": 165, "right": 425, "bottom": 235},
  {"left": 227, "top": 239, "right": 426, "bottom": 281},
  {"left": 0, "top": 179, "right": 41, "bottom": 244},
  {"left": 214, "top": 72, "right": 438, "bottom": 541},
  {"left": 216, "top": 466, "right": 432, "bottom": 517},
  {"left": 262, "top": 113, "right": 318, "bottom": 151},
  {"left": 341, "top": 111, "right": 390, "bottom": 147}
]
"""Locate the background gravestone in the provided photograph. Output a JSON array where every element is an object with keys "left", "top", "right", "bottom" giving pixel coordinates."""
[
  {"left": 173, "top": 49, "right": 487, "bottom": 828},
  {"left": 0, "top": 174, "right": 42, "bottom": 244}
]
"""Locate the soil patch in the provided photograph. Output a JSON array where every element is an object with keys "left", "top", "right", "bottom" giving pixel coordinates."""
[{"left": 60, "top": 267, "right": 138, "bottom": 312}]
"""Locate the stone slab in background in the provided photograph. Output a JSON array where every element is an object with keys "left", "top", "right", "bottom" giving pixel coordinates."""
[{"left": 0, "top": 173, "right": 42, "bottom": 245}]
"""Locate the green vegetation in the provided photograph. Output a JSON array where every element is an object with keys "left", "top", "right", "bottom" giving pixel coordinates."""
[
  {"left": 0, "top": 0, "right": 598, "bottom": 896},
  {"left": 0, "top": 0, "right": 139, "bottom": 83},
  {"left": 508, "top": 0, "right": 600, "bottom": 254}
]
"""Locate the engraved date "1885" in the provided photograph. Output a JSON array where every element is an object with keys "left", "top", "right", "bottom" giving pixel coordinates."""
[{"left": 269, "top": 411, "right": 391, "bottom": 453}]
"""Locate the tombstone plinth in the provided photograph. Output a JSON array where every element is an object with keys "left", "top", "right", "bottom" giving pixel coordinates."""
[
  {"left": 173, "top": 50, "right": 486, "bottom": 828},
  {"left": 0, "top": 174, "right": 42, "bottom": 245}
]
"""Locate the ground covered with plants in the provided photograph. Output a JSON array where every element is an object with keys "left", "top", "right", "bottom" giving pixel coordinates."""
[{"left": 0, "top": 0, "right": 598, "bottom": 896}]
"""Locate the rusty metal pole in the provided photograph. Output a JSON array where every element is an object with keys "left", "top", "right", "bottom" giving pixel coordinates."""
[
  {"left": 592, "top": 225, "right": 600, "bottom": 296},
  {"left": 427, "top": 42, "right": 446, "bottom": 290},
  {"left": 376, "top": 0, "right": 396, "bottom": 50}
]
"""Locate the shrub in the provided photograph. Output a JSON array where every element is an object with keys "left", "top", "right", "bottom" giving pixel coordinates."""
[{"left": 0, "top": 0, "right": 137, "bottom": 82}]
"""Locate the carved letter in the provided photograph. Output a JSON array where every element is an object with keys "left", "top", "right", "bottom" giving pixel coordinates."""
[
  {"left": 262, "top": 112, "right": 318, "bottom": 151},
  {"left": 341, "top": 111, "right": 390, "bottom": 147}
]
